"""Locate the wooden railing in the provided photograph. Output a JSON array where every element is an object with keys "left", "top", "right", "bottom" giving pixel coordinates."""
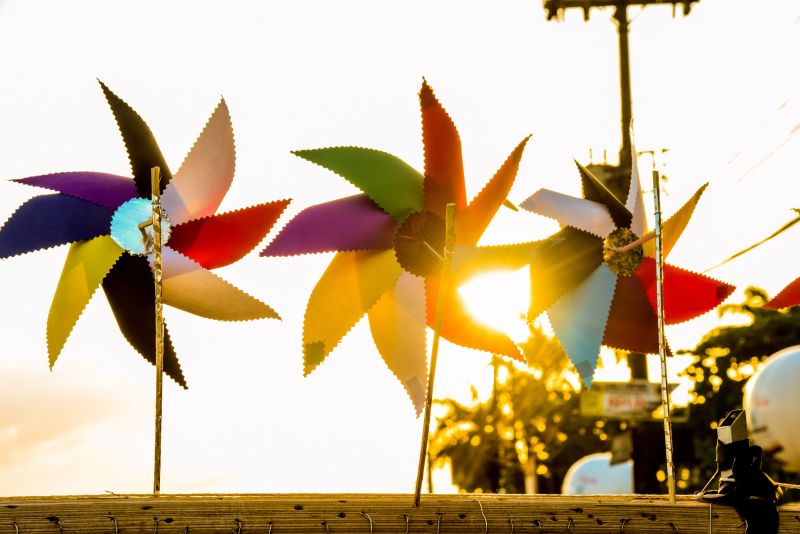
[{"left": 1, "top": 494, "right": 799, "bottom": 533}]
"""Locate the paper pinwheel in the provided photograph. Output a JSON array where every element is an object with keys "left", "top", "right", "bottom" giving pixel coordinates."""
[
  {"left": 262, "top": 81, "right": 529, "bottom": 413},
  {"left": 0, "top": 82, "right": 288, "bottom": 387},
  {"left": 519, "top": 156, "right": 734, "bottom": 386}
]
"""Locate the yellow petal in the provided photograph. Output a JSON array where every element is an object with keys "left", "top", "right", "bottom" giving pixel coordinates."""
[
  {"left": 48, "top": 235, "right": 124, "bottom": 366},
  {"left": 303, "top": 249, "right": 402, "bottom": 374},
  {"left": 644, "top": 183, "right": 707, "bottom": 259}
]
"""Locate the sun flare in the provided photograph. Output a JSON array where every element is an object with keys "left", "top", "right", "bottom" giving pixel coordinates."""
[{"left": 458, "top": 267, "right": 532, "bottom": 343}]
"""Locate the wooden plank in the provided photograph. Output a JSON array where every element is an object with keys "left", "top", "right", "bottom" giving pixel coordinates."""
[{"left": 0, "top": 494, "right": 797, "bottom": 533}]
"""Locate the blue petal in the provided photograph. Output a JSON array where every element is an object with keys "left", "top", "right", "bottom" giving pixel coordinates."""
[
  {"left": 0, "top": 194, "right": 111, "bottom": 258},
  {"left": 548, "top": 264, "right": 617, "bottom": 387}
]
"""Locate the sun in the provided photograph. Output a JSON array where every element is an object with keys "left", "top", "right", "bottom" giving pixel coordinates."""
[{"left": 457, "top": 267, "right": 532, "bottom": 343}]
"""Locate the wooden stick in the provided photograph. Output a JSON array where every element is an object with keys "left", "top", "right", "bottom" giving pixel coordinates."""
[
  {"left": 651, "top": 163, "right": 676, "bottom": 504},
  {"left": 414, "top": 203, "right": 457, "bottom": 507},
  {"left": 151, "top": 167, "right": 164, "bottom": 495}
]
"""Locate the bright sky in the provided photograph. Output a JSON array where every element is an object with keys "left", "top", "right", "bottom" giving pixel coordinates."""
[{"left": 0, "top": 0, "right": 798, "bottom": 496}]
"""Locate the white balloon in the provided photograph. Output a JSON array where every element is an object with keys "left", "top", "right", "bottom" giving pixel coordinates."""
[
  {"left": 744, "top": 345, "right": 800, "bottom": 472},
  {"left": 562, "top": 452, "right": 633, "bottom": 495}
]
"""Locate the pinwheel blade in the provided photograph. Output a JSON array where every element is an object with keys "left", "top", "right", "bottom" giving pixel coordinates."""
[
  {"left": 102, "top": 254, "right": 186, "bottom": 387},
  {"left": 261, "top": 195, "right": 396, "bottom": 257},
  {"left": 627, "top": 146, "right": 647, "bottom": 237},
  {"left": 425, "top": 274, "right": 524, "bottom": 362},
  {"left": 575, "top": 161, "right": 632, "bottom": 229},
  {"left": 163, "top": 99, "right": 236, "bottom": 225},
  {"left": 169, "top": 200, "right": 290, "bottom": 269},
  {"left": 460, "top": 136, "right": 530, "bottom": 245},
  {"left": 548, "top": 264, "right": 616, "bottom": 387},
  {"left": 529, "top": 227, "right": 603, "bottom": 318},
  {"left": 603, "top": 274, "right": 661, "bottom": 355},
  {"left": 521, "top": 189, "right": 615, "bottom": 238},
  {"left": 766, "top": 276, "right": 800, "bottom": 310},
  {"left": 47, "top": 236, "right": 124, "bottom": 366},
  {"left": 159, "top": 247, "right": 279, "bottom": 321},
  {"left": 636, "top": 257, "right": 734, "bottom": 324},
  {"left": 420, "top": 81, "right": 467, "bottom": 216},
  {"left": 643, "top": 183, "right": 708, "bottom": 259},
  {"left": 303, "top": 249, "right": 403, "bottom": 374},
  {"left": 292, "top": 148, "right": 423, "bottom": 223},
  {"left": 99, "top": 80, "right": 172, "bottom": 196},
  {"left": 368, "top": 272, "right": 428, "bottom": 415},
  {"left": 14, "top": 172, "right": 137, "bottom": 210},
  {"left": 0, "top": 195, "right": 111, "bottom": 258}
]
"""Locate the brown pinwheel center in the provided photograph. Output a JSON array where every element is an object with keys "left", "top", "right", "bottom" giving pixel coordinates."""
[
  {"left": 603, "top": 227, "right": 643, "bottom": 277},
  {"left": 394, "top": 210, "right": 446, "bottom": 277}
]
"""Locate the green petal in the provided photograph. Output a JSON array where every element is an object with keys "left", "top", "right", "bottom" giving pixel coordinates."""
[{"left": 293, "top": 147, "right": 423, "bottom": 223}]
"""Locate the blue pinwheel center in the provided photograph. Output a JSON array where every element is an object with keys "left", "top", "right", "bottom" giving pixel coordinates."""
[{"left": 110, "top": 197, "right": 171, "bottom": 255}]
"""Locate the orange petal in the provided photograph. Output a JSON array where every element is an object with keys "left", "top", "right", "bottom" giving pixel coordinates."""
[
  {"left": 459, "top": 136, "right": 530, "bottom": 245},
  {"left": 420, "top": 81, "right": 466, "bottom": 217}
]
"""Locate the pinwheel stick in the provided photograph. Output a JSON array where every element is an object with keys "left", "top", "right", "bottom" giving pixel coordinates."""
[
  {"left": 414, "top": 203, "right": 456, "bottom": 507},
  {"left": 651, "top": 165, "right": 676, "bottom": 504},
  {"left": 151, "top": 166, "right": 165, "bottom": 495}
]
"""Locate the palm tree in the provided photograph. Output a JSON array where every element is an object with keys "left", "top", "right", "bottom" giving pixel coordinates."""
[{"left": 430, "top": 326, "right": 619, "bottom": 493}]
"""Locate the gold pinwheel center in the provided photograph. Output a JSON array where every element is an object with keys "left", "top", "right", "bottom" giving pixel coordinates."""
[
  {"left": 603, "top": 227, "right": 643, "bottom": 277},
  {"left": 394, "top": 210, "right": 446, "bottom": 277}
]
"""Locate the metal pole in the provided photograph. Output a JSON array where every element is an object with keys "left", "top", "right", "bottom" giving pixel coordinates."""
[
  {"left": 615, "top": 2, "right": 633, "bottom": 173},
  {"left": 151, "top": 166, "right": 164, "bottom": 495},
  {"left": 651, "top": 161, "right": 676, "bottom": 504},
  {"left": 414, "top": 203, "right": 456, "bottom": 507}
]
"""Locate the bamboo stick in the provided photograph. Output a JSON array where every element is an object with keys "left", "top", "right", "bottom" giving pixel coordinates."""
[
  {"left": 414, "top": 203, "right": 457, "bottom": 507},
  {"left": 651, "top": 162, "right": 676, "bottom": 504},
  {"left": 151, "top": 167, "right": 164, "bottom": 495}
]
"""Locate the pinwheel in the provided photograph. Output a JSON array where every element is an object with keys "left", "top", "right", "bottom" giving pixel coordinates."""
[
  {"left": 0, "top": 82, "right": 288, "bottom": 387},
  {"left": 518, "top": 155, "right": 734, "bottom": 386},
  {"left": 262, "top": 80, "right": 529, "bottom": 413}
]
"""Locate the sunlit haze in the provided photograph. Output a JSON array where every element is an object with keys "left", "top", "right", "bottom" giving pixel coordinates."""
[{"left": 0, "top": 0, "right": 798, "bottom": 495}]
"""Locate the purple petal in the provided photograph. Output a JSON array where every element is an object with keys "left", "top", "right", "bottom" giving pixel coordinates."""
[
  {"left": 0, "top": 194, "right": 112, "bottom": 258},
  {"left": 262, "top": 194, "right": 397, "bottom": 256},
  {"left": 14, "top": 172, "right": 138, "bottom": 210}
]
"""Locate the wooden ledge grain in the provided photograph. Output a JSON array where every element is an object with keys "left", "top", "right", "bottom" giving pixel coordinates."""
[{"left": 0, "top": 494, "right": 798, "bottom": 532}]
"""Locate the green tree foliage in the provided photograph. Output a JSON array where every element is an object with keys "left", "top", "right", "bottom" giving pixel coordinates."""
[
  {"left": 430, "top": 327, "right": 622, "bottom": 493},
  {"left": 680, "top": 286, "right": 800, "bottom": 490}
]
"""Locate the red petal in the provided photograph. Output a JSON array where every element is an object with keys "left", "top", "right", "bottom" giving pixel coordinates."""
[
  {"left": 168, "top": 200, "right": 290, "bottom": 270},
  {"left": 425, "top": 274, "right": 523, "bottom": 362},
  {"left": 635, "top": 257, "right": 735, "bottom": 324},
  {"left": 766, "top": 277, "right": 800, "bottom": 309},
  {"left": 420, "top": 81, "right": 467, "bottom": 217},
  {"left": 602, "top": 275, "right": 661, "bottom": 355}
]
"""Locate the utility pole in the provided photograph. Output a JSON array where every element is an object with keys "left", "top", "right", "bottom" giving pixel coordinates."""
[{"left": 543, "top": 0, "right": 699, "bottom": 177}]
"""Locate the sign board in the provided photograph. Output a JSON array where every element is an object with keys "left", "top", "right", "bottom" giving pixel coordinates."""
[{"left": 580, "top": 380, "right": 676, "bottom": 420}]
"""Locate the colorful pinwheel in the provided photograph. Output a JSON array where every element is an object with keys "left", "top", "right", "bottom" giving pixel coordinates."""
[
  {"left": 518, "top": 155, "right": 734, "bottom": 386},
  {"left": 0, "top": 82, "right": 288, "bottom": 387},
  {"left": 262, "top": 81, "right": 529, "bottom": 413}
]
